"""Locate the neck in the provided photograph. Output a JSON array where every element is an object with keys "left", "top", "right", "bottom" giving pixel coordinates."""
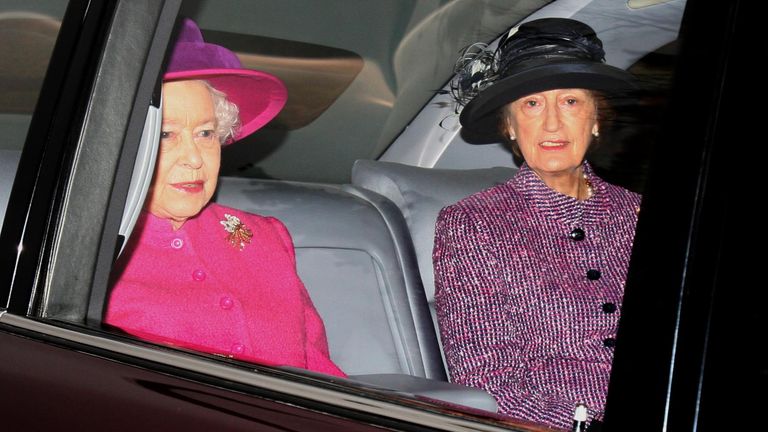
[
  {"left": 169, "top": 218, "right": 188, "bottom": 231},
  {"left": 532, "top": 166, "right": 589, "bottom": 200}
]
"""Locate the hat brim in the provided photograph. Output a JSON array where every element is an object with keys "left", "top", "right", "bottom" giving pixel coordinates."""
[
  {"left": 459, "top": 60, "right": 636, "bottom": 144},
  {"left": 165, "top": 68, "right": 287, "bottom": 144}
]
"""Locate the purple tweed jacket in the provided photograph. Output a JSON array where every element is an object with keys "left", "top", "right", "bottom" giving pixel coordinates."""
[{"left": 433, "top": 162, "right": 641, "bottom": 430}]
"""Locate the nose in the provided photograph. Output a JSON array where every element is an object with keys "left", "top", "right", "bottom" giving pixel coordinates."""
[
  {"left": 178, "top": 131, "right": 203, "bottom": 169},
  {"left": 543, "top": 101, "right": 561, "bottom": 132}
]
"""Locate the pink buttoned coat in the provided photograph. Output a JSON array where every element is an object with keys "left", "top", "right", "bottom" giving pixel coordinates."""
[{"left": 105, "top": 203, "right": 345, "bottom": 377}]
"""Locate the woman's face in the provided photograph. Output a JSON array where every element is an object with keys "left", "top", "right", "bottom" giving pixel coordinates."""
[
  {"left": 146, "top": 80, "right": 221, "bottom": 229},
  {"left": 503, "top": 88, "right": 598, "bottom": 178}
]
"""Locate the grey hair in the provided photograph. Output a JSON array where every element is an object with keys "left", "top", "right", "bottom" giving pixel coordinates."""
[{"left": 200, "top": 80, "right": 241, "bottom": 144}]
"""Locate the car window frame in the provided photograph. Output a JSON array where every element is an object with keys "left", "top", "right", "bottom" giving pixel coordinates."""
[
  {"left": 0, "top": 0, "right": 179, "bottom": 320},
  {"left": 604, "top": 0, "right": 757, "bottom": 430},
  {"left": 1, "top": 0, "right": 754, "bottom": 430},
  {"left": 0, "top": 0, "right": 114, "bottom": 312}
]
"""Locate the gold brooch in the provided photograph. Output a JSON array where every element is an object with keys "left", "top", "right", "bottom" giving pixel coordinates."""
[{"left": 220, "top": 213, "right": 253, "bottom": 250}]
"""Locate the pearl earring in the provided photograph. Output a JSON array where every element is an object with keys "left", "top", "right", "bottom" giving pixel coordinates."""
[{"left": 592, "top": 130, "right": 599, "bottom": 137}]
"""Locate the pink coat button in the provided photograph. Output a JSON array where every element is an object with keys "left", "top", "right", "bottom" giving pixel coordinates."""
[
  {"left": 192, "top": 269, "right": 206, "bottom": 281},
  {"left": 219, "top": 296, "right": 234, "bottom": 310},
  {"left": 230, "top": 343, "right": 245, "bottom": 355},
  {"left": 170, "top": 238, "right": 184, "bottom": 249}
]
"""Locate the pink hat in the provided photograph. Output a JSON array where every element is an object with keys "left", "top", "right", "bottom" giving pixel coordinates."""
[{"left": 164, "top": 18, "right": 287, "bottom": 143}]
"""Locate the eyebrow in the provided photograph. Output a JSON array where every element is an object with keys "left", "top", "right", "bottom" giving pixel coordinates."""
[{"left": 161, "top": 117, "right": 217, "bottom": 127}]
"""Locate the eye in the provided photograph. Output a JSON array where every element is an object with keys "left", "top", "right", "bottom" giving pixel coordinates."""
[
  {"left": 195, "top": 129, "right": 220, "bottom": 148},
  {"left": 159, "top": 131, "right": 178, "bottom": 151},
  {"left": 566, "top": 98, "right": 577, "bottom": 105},
  {"left": 525, "top": 100, "right": 538, "bottom": 108}
]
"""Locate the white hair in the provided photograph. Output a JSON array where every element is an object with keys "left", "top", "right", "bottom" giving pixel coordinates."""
[{"left": 200, "top": 80, "right": 240, "bottom": 144}]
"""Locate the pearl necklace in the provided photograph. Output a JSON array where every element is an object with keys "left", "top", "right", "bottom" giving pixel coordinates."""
[{"left": 580, "top": 172, "right": 593, "bottom": 201}]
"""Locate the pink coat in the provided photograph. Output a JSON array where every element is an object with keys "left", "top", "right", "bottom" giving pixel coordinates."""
[{"left": 105, "top": 203, "right": 345, "bottom": 377}]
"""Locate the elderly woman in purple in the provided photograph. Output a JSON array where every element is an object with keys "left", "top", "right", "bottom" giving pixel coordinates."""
[{"left": 433, "top": 18, "right": 641, "bottom": 430}]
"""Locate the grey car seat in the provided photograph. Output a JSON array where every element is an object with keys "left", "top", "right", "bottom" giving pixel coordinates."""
[
  {"left": 350, "top": 160, "right": 517, "bottom": 331},
  {"left": 214, "top": 177, "right": 497, "bottom": 411}
]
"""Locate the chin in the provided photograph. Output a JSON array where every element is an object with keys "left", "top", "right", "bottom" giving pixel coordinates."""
[
  {"left": 542, "top": 158, "right": 583, "bottom": 171},
  {"left": 170, "top": 203, "right": 207, "bottom": 220}
]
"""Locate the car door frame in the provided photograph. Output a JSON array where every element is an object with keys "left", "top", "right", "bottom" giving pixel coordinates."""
[
  {"left": 604, "top": 0, "right": 761, "bottom": 430},
  {"left": 2, "top": 0, "right": 759, "bottom": 430},
  {"left": 0, "top": 0, "right": 180, "bottom": 324}
]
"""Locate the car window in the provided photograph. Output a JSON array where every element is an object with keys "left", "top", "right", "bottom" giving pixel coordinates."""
[
  {"left": 381, "top": 0, "right": 685, "bottom": 192},
  {"left": 96, "top": 0, "right": 688, "bottom": 427},
  {"left": 5, "top": 0, "right": 747, "bottom": 430},
  {"left": 0, "top": 1, "right": 67, "bottom": 230},
  {"left": 182, "top": 0, "right": 553, "bottom": 184},
  {"left": 181, "top": 0, "right": 685, "bottom": 190}
]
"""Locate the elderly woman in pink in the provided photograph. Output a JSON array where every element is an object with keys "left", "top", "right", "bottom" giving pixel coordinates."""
[{"left": 106, "top": 19, "right": 344, "bottom": 378}]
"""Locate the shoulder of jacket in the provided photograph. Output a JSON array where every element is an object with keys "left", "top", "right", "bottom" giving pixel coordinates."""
[
  {"left": 447, "top": 182, "right": 522, "bottom": 215},
  {"left": 603, "top": 183, "right": 642, "bottom": 207}
]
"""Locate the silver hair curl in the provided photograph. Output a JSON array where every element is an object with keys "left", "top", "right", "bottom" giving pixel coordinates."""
[{"left": 200, "top": 80, "right": 241, "bottom": 144}]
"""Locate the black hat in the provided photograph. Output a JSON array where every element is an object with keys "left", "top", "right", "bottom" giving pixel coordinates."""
[{"left": 453, "top": 18, "right": 636, "bottom": 143}]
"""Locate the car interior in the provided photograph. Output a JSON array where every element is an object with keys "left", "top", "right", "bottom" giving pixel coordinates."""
[
  {"left": 0, "top": 0, "right": 689, "bottom": 423},
  {"left": 93, "top": 1, "right": 680, "bottom": 415}
]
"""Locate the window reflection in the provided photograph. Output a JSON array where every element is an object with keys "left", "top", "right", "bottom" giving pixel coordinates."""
[{"left": 0, "top": 5, "right": 65, "bottom": 229}]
